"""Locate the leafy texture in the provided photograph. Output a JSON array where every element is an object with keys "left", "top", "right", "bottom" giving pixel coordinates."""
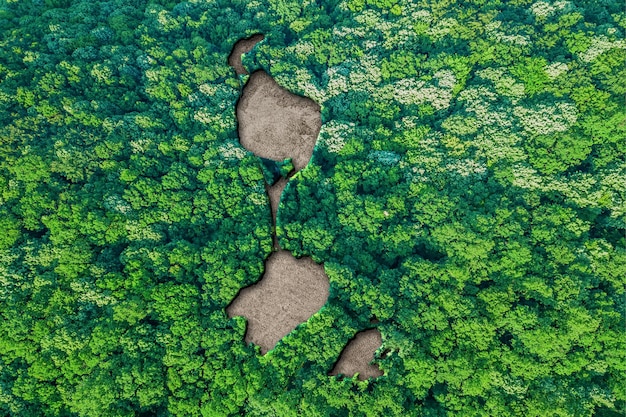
[{"left": 0, "top": 0, "right": 624, "bottom": 416}]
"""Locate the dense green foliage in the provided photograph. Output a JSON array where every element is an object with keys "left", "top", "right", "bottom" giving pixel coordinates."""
[
  {"left": 0, "top": 0, "right": 624, "bottom": 416},
  {"left": 260, "top": 157, "right": 293, "bottom": 184}
]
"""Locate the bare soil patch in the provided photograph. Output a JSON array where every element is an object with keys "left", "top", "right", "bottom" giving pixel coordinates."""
[
  {"left": 237, "top": 71, "right": 322, "bottom": 171},
  {"left": 329, "top": 329, "right": 383, "bottom": 380},
  {"left": 226, "top": 251, "right": 330, "bottom": 354}
]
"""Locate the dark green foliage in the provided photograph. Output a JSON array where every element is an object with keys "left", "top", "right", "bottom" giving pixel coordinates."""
[
  {"left": 259, "top": 157, "right": 293, "bottom": 185},
  {"left": 259, "top": 157, "right": 283, "bottom": 185},
  {"left": 0, "top": 0, "right": 624, "bottom": 416},
  {"left": 278, "top": 158, "right": 294, "bottom": 177}
]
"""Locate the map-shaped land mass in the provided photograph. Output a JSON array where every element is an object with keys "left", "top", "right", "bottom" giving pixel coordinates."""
[{"left": 227, "top": 39, "right": 382, "bottom": 374}]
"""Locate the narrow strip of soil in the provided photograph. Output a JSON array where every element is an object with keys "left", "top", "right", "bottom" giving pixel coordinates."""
[
  {"left": 329, "top": 329, "right": 384, "bottom": 380},
  {"left": 266, "top": 178, "right": 289, "bottom": 250},
  {"left": 228, "top": 34, "right": 264, "bottom": 75}
]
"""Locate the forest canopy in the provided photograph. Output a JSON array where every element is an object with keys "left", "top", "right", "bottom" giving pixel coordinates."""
[{"left": 0, "top": 0, "right": 625, "bottom": 416}]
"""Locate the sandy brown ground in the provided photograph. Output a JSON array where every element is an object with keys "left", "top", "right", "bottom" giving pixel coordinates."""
[
  {"left": 228, "top": 34, "right": 264, "bottom": 75},
  {"left": 329, "top": 329, "right": 384, "bottom": 380},
  {"left": 226, "top": 251, "right": 330, "bottom": 354},
  {"left": 237, "top": 71, "right": 322, "bottom": 171}
]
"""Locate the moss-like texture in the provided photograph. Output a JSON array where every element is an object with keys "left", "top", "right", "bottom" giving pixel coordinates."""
[{"left": 0, "top": 0, "right": 624, "bottom": 416}]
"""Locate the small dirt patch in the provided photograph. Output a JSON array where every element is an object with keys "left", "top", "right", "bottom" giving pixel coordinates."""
[
  {"left": 226, "top": 250, "right": 330, "bottom": 354},
  {"left": 329, "top": 329, "right": 383, "bottom": 380}
]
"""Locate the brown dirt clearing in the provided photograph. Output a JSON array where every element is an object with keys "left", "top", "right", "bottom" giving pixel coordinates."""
[
  {"left": 237, "top": 70, "right": 322, "bottom": 172},
  {"left": 226, "top": 250, "right": 330, "bottom": 354},
  {"left": 329, "top": 329, "right": 384, "bottom": 380}
]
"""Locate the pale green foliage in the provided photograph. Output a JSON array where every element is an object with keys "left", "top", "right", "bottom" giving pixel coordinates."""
[{"left": 514, "top": 102, "right": 578, "bottom": 135}]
